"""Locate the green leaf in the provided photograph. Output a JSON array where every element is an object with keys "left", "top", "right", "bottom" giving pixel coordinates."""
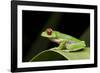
[{"left": 30, "top": 47, "right": 90, "bottom": 62}]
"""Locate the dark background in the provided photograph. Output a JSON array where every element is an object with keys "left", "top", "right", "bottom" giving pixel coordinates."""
[{"left": 22, "top": 10, "right": 90, "bottom": 62}]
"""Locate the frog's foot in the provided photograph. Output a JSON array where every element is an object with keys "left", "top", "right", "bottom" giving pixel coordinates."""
[{"left": 62, "top": 50, "right": 71, "bottom": 52}]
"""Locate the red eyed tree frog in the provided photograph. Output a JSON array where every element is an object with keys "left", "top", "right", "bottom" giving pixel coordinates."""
[{"left": 41, "top": 28, "right": 86, "bottom": 52}]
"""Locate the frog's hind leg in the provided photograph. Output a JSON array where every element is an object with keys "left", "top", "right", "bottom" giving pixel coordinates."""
[{"left": 66, "top": 41, "right": 86, "bottom": 51}]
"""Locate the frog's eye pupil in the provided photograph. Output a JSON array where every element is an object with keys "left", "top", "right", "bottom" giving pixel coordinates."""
[{"left": 46, "top": 28, "right": 52, "bottom": 35}]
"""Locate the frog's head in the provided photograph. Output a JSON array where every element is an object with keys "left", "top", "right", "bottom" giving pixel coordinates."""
[{"left": 41, "top": 28, "right": 56, "bottom": 38}]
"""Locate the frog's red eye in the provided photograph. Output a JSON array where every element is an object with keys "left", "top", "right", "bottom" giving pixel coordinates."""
[{"left": 46, "top": 28, "right": 52, "bottom": 35}]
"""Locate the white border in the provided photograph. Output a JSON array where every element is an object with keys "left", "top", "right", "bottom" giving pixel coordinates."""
[{"left": 17, "top": 5, "right": 94, "bottom": 68}]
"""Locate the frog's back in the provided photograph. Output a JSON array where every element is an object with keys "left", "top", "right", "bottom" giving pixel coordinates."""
[{"left": 55, "top": 31, "right": 81, "bottom": 42}]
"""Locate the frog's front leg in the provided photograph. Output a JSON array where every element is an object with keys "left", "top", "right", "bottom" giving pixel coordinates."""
[
  {"left": 52, "top": 40, "right": 67, "bottom": 50},
  {"left": 66, "top": 41, "right": 86, "bottom": 51}
]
